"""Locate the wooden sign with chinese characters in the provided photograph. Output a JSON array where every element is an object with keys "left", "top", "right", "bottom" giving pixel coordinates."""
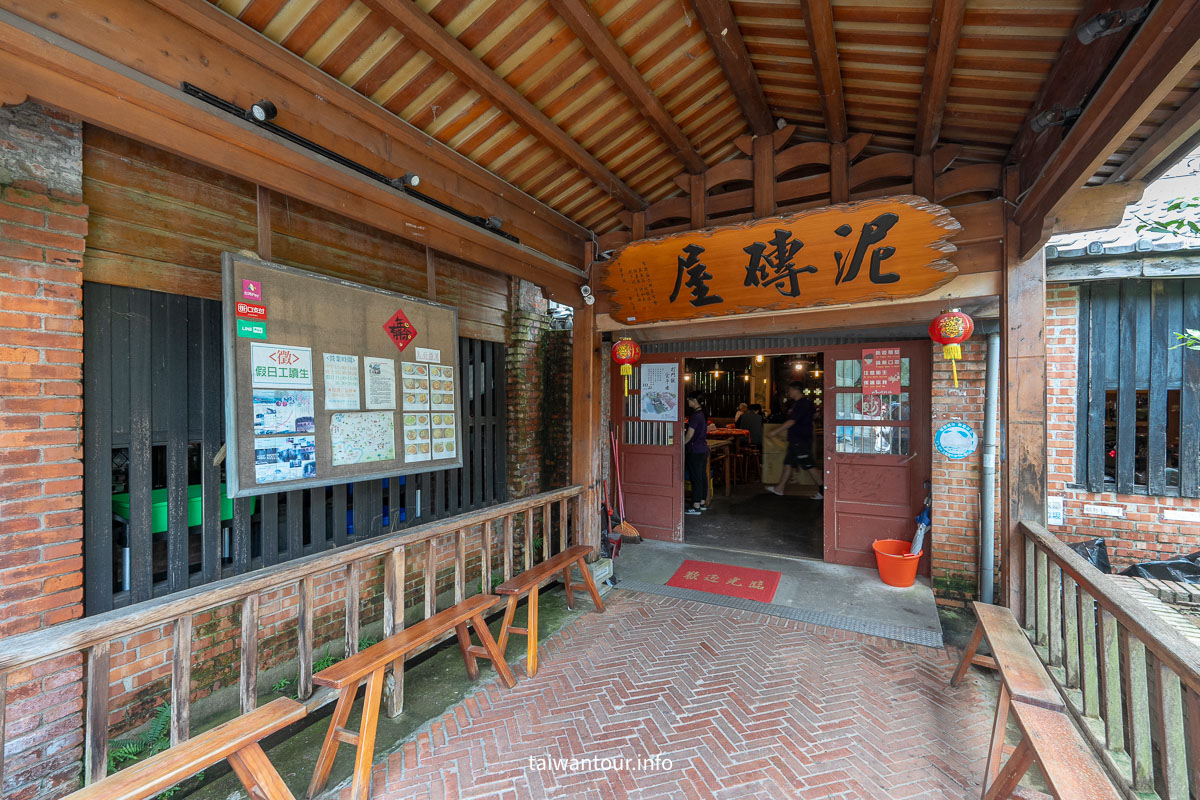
[{"left": 603, "top": 196, "right": 961, "bottom": 324}]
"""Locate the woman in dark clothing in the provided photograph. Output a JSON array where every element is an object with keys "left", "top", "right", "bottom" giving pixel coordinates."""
[{"left": 683, "top": 391, "right": 710, "bottom": 514}]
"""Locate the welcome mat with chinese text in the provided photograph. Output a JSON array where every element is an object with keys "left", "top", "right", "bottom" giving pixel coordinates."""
[{"left": 665, "top": 560, "right": 782, "bottom": 603}]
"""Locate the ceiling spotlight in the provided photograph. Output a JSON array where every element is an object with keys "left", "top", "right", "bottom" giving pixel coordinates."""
[
  {"left": 580, "top": 284, "right": 592, "bottom": 297},
  {"left": 390, "top": 171, "right": 420, "bottom": 189},
  {"left": 583, "top": 294, "right": 595, "bottom": 306},
  {"left": 755, "top": 354, "right": 764, "bottom": 364},
  {"left": 794, "top": 362, "right": 803, "bottom": 371},
  {"left": 248, "top": 99, "right": 277, "bottom": 123},
  {"left": 1030, "top": 105, "right": 1082, "bottom": 134},
  {"left": 1075, "top": 6, "right": 1148, "bottom": 45},
  {"left": 485, "top": 216, "right": 503, "bottom": 231}
]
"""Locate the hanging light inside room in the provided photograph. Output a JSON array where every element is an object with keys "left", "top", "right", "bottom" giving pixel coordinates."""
[{"left": 755, "top": 354, "right": 764, "bottom": 364}]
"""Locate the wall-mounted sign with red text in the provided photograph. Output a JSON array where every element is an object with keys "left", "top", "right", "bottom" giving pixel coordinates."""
[{"left": 236, "top": 301, "right": 267, "bottom": 321}]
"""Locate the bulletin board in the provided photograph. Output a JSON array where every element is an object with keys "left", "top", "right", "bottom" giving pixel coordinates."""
[{"left": 222, "top": 253, "right": 462, "bottom": 498}]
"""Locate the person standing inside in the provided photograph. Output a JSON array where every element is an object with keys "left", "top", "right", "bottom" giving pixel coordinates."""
[
  {"left": 741, "top": 403, "right": 764, "bottom": 450},
  {"left": 767, "top": 381, "right": 823, "bottom": 499},
  {"left": 683, "top": 391, "right": 710, "bottom": 514}
]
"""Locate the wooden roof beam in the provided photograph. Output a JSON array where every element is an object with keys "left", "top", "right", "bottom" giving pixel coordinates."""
[
  {"left": 548, "top": 0, "right": 705, "bottom": 174},
  {"left": 798, "top": 0, "right": 847, "bottom": 144},
  {"left": 913, "top": 0, "right": 966, "bottom": 156},
  {"left": 1013, "top": 0, "right": 1200, "bottom": 258},
  {"left": 690, "top": 0, "right": 774, "bottom": 136},
  {"left": 1105, "top": 86, "right": 1200, "bottom": 184},
  {"left": 362, "top": 0, "right": 645, "bottom": 211}
]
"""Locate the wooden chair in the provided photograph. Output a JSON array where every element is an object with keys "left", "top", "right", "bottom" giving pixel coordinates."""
[
  {"left": 307, "top": 593, "right": 515, "bottom": 800},
  {"left": 951, "top": 602, "right": 1121, "bottom": 800},
  {"left": 495, "top": 544, "right": 604, "bottom": 677},
  {"left": 67, "top": 697, "right": 306, "bottom": 800}
]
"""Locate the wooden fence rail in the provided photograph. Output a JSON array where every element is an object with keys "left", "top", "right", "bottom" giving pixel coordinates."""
[
  {"left": 1018, "top": 521, "right": 1200, "bottom": 800},
  {"left": 0, "top": 486, "right": 585, "bottom": 794}
]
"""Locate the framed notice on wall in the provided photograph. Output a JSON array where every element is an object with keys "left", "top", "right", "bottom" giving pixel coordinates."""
[{"left": 222, "top": 253, "right": 461, "bottom": 498}]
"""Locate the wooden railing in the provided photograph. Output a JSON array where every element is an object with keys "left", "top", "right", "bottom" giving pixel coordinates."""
[
  {"left": 0, "top": 486, "right": 586, "bottom": 792},
  {"left": 1017, "top": 521, "right": 1200, "bottom": 799}
]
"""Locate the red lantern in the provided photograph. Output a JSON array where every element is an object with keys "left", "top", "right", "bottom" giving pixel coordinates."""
[
  {"left": 929, "top": 309, "right": 974, "bottom": 387},
  {"left": 611, "top": 337, "right": 642, "bottom": 397}
]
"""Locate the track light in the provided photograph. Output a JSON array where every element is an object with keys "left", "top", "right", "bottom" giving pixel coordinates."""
[
  {"left": 390, "top": 171, "right": 420, "bottom": 189},
  {"left": 580, "top": 284, "right": 595, "bottom": 306},
  {"left": 247, "top": 99, "right": 277, "bottom": 123},
  {"left": 1030, "top": 105, "right": 1082, "bottom": 134},
  {"left": 1075, "top": 6, "right": 1148, "bottom": 45},
  {"left": 485, "top": 216, "right": 503, "bottom": 231}
]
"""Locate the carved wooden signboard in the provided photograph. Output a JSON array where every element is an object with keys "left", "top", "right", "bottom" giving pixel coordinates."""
[{"left": 603, "top": 196, "right": 960, "bottom": 325}]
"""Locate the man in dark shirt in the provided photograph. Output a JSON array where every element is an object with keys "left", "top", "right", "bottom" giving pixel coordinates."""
[{"left": 767, "top": 381, "right": 823, "bottom": 499}]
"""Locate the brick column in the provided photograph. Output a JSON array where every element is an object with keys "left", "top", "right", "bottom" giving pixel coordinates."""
[
  {"left": 506, "top": 279, "right": 549, "bottom": 498},
  {"left": 0, "top": 101, "right": 88, "bottom": 800}
]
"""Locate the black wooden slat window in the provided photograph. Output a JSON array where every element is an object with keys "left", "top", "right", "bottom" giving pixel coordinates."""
[
  {"left": 1074, "top": 279, "right": 1200, "bottom": 498},
  {"left": 82, "top": 283, "right": 507, "bottom": 615}
]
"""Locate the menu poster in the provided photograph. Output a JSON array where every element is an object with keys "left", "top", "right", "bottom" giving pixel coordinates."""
[
  {"left": 431, "top": 411, "right": 456, "bottom": 458},
  {"left": 639, "top": 362, "right": 679, "bottom": 421},
  {"left": 401, "top": 361, "right": 430, "bottom": 410},
  {"left": 430, "top": 364, "right": 455, "bottom": 412},
  {"left": 323, "top": 353, "right": 361, "bottom": 410},
  {"left": 364, "top": 357, "right": 396, "bottom": 410},
  {"left": 862, "top": 347, "right": 902, "bottom": 396},
  {"left": 402, "top": 412, "right": 432, "bottom": 462}
]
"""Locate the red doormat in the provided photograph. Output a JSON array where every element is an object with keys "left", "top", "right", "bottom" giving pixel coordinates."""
[{"left": 665, "top": 560, "right": 782, "bottom": 603}]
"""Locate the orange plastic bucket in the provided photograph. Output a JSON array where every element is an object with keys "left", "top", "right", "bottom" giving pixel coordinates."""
[{"left": 872, "top": 539, "right": 922, "bottom": 588}]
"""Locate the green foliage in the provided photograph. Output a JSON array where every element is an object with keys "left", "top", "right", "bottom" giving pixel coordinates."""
[
  {"left": 491, "top": 568, "right": 505, "bottom": 591},
  {"left": 313, "top": 645, "right": 338, "bottom": 673},
  {"left": 1134, "top": 197, "right": 1200, "bottom": 236},
  {"left": 271, "top": 677, "right": 294, "bottom": 693},
  {"left": 106, "top": 703, "right": 204, "bottom": 798},
  {"left": 359, "top": 634, "right": 379, "bottom": 650},
  {"left": 1175, "top": 329, "right": 1200, "bottom": 351}
]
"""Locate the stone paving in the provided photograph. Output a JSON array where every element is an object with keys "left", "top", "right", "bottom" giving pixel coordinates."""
[{"left": 364, "top": 591, "right": 997, "bottom": 799}]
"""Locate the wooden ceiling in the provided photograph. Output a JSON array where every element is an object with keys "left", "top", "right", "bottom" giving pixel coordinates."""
[{"left": 210, "top": 0, "right": 1200, "bottom": 236}]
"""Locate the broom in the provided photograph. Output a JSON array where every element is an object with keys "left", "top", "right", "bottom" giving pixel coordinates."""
[{"left": 608, "top": 424, "right": 642, "bottom": 543}]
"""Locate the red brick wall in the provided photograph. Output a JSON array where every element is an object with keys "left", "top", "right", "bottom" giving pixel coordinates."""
[
  {"left": 1046, "top": 282, "right": 1200, "bottom": 566},
  {"left": 0, "top": 101, "right": 88, "bottom": 800},
  {"left": 930, "top": 339, "right": 1000, "bottom": 605}
]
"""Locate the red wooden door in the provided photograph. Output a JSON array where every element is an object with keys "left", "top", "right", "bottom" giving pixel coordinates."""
[
  {"left": 822, "top": 342, "right": 931, "bottom": 572},
  {"left": 612, "top": 356, "right": 684, "bottom": 542}
]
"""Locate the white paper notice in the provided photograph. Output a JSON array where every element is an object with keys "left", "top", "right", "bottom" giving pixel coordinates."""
[
  {"left": 430, "top": 364, "right": 455, "bottom": 412},
  {"left": 364, "top": 357, "right": 396, "bottom": 410},
  {"left": 323, "top": 353, "right": 360, "bottom": 410},
  {"left": 401, "top": 411, "right": 432, "bottom": 462},
  {"left": 401, "top": 362, "right": 429, "bottom": 411},
  {"left": 415, "top": 347, "right": 441, "bottom": 363},
  {"left": 251, "top": 343, "right": 314, "bottom": 389}
]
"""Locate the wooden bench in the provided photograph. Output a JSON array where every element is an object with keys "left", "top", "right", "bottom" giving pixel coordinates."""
[
  {"left": 951, "top": 602, "right": 1121, "bottom": 800},
  {"left": 68, "top": 697, "right": 305, "bottom": 800},
  {"left": 496, "top": 544, "right": 604, "bottom": 677},
  {"left": 307, "top": 593, "right": 515, "bottom": 800}
]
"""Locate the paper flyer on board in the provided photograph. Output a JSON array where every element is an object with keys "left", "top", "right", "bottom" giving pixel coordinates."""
[
  {"left": 430, "top": 364, "right": 454, "bottom": 411},
  {"left": 323, "top": 353, "right": 361, "bottom": 410},
  {"left": 401, "top": 411, "right": 432, "bottom": 462},
  {"left": 364, "top": 357, "right": 396, "bottom": 410},
  {"left": 401, "top": 361, "right": 430, "bottom": 411},
  {"left": 251, "top": 343, "right": 313, "bottom": 389},
  {"left": 329, "top": 411, "right": 396, "bottom": 466},
  {"left": 254, "top": 436, "right": 316, "bottom": 483},
  {"left": 252, "top": 390, "right": 315, "bottom": 436}
]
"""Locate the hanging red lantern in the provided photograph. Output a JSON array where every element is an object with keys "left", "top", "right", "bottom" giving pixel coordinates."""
[
  {"left": 611, "top": 337, "right": 642, "bottom": 397},
  {"left": 929, "top": 309, "right": 974, "bottom": 388}
]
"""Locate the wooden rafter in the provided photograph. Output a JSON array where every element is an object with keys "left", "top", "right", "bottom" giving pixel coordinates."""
[
  {"left": 1105, "top": 86, "right": 1200, "bottom": 184},
  {"left": 361, "top": 0, "right": 645, "bottom": 211},
  {"left": 913, "top": 0, "right": 966, "bottom": 156},
  {"left": 798, "top": 0, "right": 847, "bottom": 144},
  {"left": 547, "top": 0, "right": 705, "bottom": 174},
  {"left": 1013, "top": 0, "right": 1200, "bottom": 257},
  {"left": 0, "top": 9, "right": 587, "bottom": 301},
  {"left": 690, "top": 0, "right": 773, "bottom": 136},
  {"left": 1008, "top": 0, "right": 1151, "bottom": 185}
]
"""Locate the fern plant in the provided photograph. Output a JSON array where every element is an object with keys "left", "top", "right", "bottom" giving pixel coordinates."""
[{"left": 106, "top": 703, "right": 204, "bottom": 798}]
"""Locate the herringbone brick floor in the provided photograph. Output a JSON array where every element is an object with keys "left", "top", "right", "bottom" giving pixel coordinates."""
[{"left": 370, "top": 591, "right": 996, "bottom": 800}]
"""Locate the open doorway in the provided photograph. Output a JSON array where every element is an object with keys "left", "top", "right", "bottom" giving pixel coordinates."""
[{"left": 681, "top": 353, "right": 825, "bottom": 560}]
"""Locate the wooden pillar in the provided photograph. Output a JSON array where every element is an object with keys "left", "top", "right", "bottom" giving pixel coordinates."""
[
  {"left": 913, "top": 153, "right": 934, "bottom": 201},
  {"left": 571, "top": 266, "right": 602, "bottom": 553},
  {"left": 1002, "top": 166, "right": 1047, "bottom": 615},
  {"left": 689, "top": 173, "right": 706, "bottom": 230},
  {"left": 830, "top": 142, "right": 849, "bottom": 204},
  {"left": 631, "top": 210, "right": 646, "bottom": 242},
  {"left": 752, "top": 134, "right": 775, "bottom": 218},
  {"left": 425, "top": 247, "right": 437, "bottom": 301}
]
